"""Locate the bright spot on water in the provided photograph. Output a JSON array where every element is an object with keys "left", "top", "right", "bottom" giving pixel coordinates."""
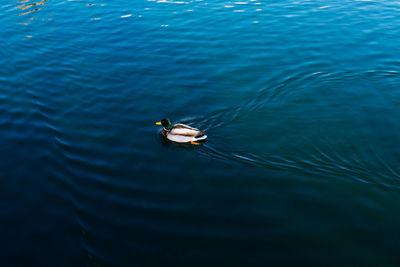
[
  {"left": 157, "top": 0, "right": 186, "bottom": 3},
  {"left": 233, "top": 10, "right": 245, "bottom": 12},
  {"left": 320, "top": 6, "right": 331, "bottom": 9},
  {"left": 121, "top": 14, "right": 132, "bottom": 18},
  {"left": 312, "top": 72, "right": 323, "bottom": 75}
]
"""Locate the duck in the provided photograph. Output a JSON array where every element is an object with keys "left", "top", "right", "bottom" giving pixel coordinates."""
[{"left": 155, "top": 118, "right": 207, "bottom": 145}]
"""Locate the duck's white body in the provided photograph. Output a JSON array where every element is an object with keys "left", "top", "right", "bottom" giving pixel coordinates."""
[{"left": 162, "top": 123, "right": 207, "bottom": 143}]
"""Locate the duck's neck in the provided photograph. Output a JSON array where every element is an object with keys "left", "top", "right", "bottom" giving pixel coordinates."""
[{"left": 163, "top": 122, "right": 172, "bottom": 131}]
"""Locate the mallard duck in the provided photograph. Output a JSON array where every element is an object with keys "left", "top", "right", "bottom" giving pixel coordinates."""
[{"left": 155, "top": 118, "right": 207, "bottom": 145}]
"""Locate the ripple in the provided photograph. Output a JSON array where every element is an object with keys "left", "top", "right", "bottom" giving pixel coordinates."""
[{"left": 192, "top": 70, "right": 400, "bottom": 188}]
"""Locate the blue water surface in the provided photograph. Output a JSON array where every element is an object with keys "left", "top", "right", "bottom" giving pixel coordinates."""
[{"left": 2, "top": 0, "right": 400, "bottom": 265}]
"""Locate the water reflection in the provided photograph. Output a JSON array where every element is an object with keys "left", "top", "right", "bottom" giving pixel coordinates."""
[
  {"left": 15, "top": 0, "right": 52, "bottom": 37},
  {"left": 17, "top": 0, "right": 47, "bottom": 16}
]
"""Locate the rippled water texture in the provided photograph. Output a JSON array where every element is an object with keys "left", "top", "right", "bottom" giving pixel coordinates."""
[{"left": 3, "top": 0, "right": 400, "bottom": 265}]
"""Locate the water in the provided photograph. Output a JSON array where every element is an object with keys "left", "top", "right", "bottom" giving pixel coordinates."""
[{"left": 2, "top": 0, "right": 400, "bottom": 265}]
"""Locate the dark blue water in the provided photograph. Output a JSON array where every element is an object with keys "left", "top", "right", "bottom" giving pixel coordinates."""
[{"left": 3, "top": 0, "right": 400, "bottom": 265}]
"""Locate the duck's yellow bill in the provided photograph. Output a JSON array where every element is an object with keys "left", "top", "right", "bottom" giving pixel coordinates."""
[{"left": 155, "top": 121, "right": 162, "bottom": 125}]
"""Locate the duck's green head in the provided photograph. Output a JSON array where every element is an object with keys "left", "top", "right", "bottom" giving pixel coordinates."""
[{"left": 155, "top": 118, "right": 172, "bottom": 130}]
